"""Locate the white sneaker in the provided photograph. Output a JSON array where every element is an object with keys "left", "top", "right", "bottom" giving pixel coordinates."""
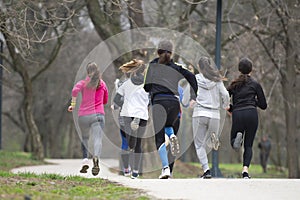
[
  {"left": 211, "top": 132, "right": 220, "bottom": 151},
  {"left": 233, "top": 132, "right": 243, "bottom": 150},
  {"left": 123, "top": 167, "right": 131, "bottom": 177},
  {"left": 130, "top": 118, "right": 140, "bottom": 131},
  {"left": 159, "top": 166, "right": 171, "bottom": 179},
  {"left": 170, "top": 135, "right": 180, "bottom": 156}
]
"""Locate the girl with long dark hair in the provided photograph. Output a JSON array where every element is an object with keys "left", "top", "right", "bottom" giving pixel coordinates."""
[{"left": 227, "top": 57, "right": 267, "bottom": 178}]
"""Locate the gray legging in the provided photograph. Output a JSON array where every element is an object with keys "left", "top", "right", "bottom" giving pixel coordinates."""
[
  {"left": 78, "top": 114, "right": 105, "bottom": 159},
  {"left": 192, "top": 116, "right": 220, "bottom": 171}
]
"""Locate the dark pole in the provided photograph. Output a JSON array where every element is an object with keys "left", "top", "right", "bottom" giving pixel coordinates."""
[
  {"left": 211, "top": 0, "right": 222, "bottom": 177},
  {"left": 0, "top": 38, "right": 3, "bottom": 150}
]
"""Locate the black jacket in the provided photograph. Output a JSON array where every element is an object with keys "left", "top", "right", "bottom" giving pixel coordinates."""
[
  {"left": 228, "top": 76, "right": 267, "bottom": 111},
  {"left": 144, "top": 58, "right": 197, "bottom": 101}
]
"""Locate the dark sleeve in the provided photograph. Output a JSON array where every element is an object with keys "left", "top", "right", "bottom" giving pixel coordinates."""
[
  {"left": 256, "top": 83, "right": 267, "bottom": 110},
  {"left": 180, "top": 68, "right": 198, "bottom": 100},
  {"left": 113, "top": 93, "right": 124, "bottom": 108},
  {"left": 143, "top": 65, "right": 152, "bottom": 92}
]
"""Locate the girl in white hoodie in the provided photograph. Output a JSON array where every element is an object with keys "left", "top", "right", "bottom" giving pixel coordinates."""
[{"left": 190, "top": 56, "right": 229, "bottom": 178}]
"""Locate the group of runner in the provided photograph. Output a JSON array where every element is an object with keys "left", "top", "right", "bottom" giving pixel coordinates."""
[{"left": 68, "top": 40, "right": 267, "bottom": 179}]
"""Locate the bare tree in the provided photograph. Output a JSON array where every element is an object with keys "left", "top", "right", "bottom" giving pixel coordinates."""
[
  {"left": 0, "top": 0, "right": 83, "bottom": 160},
  {"left": 221, "top": 0, "right": 299, "bottom": 177}
]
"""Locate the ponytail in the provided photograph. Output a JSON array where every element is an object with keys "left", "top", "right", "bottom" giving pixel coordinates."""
[
  {"left": 86, "top": 62, "right": 101, "bottom": 89},
  {"left": 158, "top": 51, "right": 171, "bottom": 64},
  {"left": 228, "top": 74, "right": 250, "bottom": 91}
]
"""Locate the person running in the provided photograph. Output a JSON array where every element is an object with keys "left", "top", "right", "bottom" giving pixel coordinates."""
[
  {"left": 258, "top": 134, "right": 271, "bottom": 173},
  {"left": 114, "top": 59, "right": 149, "bottom": 179},
  {"left": 189, "top": 56, "right": 230, "bottom": 178},
  {"left": 68, "top": 62, "right": 108, "bottom": 176},
  {"left": 144, "top": 40, "right": 197, "bottom": 179},
  {"left": 166, "top": 84, "right": 189, "bottom": 178},
  {"left": 227, "top": 57, "right": 267, "bottom": 179},
  {"left": 111, "top": 64, "right": 134, "bottom": 176}
]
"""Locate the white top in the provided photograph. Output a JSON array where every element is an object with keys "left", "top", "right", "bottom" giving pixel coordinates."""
[{"left": 117, "top": 79, "right": 149, "bottom": 120}]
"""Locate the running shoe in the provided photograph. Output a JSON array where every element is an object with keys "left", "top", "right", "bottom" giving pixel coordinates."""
[
  {"left": 92, "top": 157, "right": 100, "bottom": 176},
  {"left": 170, "top": 135, "right": 180, "bottom": 156},
  {"left": 242, "top": 172, "right": 251, "bottom": 179},
  {"left": 123, "top": 167, "right": 131, "bottom": 177},
  {"left": 159, "top": 166, "right": 171, "bottom": 179},
  {"left": 200, "top": 169, "right": 212, "bottom": 179},
  {"left": 211, "top": 132, "right": 220, "bottom": 151},
  {"left": 233, "top": 132, "right": 243, "bottom": 150},
  {"left": 131, "top": 170, "right": 139, "bottom": 179},
  {"left": 130, "top": 117, "right": 140, "bottom": 131},
  {"left": 79, "top": 158, "right": 89, "bottom": 173}
]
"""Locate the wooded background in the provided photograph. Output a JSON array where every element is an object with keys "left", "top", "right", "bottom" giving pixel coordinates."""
[{"left": 0, "top": 0, "right": 299, "bottom": 178}]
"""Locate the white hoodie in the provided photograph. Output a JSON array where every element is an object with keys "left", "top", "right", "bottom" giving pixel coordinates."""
[{"left": 192, "top": 73, "right": 229, "bottom": 119}]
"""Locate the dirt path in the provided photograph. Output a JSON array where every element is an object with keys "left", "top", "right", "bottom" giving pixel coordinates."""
[{"left": 11, "top": 159, "right": 300, "bottom": 200}]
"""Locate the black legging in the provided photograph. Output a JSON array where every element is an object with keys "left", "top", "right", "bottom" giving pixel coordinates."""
[
  {"left": 122, "top": 117, "right": 147, "bottom": 170},
  {"left": 230, "top": 108, "right": 258, "bottom": 167},
  {"left": 152, "top": 99, "right": 180, "bottom": 149}
]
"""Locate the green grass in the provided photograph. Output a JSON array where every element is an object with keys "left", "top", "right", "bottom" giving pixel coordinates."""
[
  {"left": 0, "top": 151, "right": 150, "bottom": 200},
  {"left": 0, "top": 150, "right": 46, "bottom": 171}
]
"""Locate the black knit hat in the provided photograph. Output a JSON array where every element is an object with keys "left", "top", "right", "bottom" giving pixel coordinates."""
[
  {"left": 157, "top": 40, "right": 173, "bottom": 54},
  {"left": 238, "top": 58, "right": 252, "bottom": 74}
]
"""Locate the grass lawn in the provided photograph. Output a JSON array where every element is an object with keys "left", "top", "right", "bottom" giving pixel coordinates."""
[{"left": 0, "top": 151, "right": 149, "bottom": 200}]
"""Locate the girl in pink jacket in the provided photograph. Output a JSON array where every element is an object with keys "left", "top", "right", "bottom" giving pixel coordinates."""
[{"left": 68, "top": 62, "right": 108, "bottom": 176}]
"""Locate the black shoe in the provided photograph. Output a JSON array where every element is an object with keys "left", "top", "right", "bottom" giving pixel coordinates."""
[
  {"left": 242, "top": 172, "right": 251, "bottom": 179},
  {"left": 200, "top": 170, "right": 212, "bottom": 179},
  {"left": 92, "top": 157, "right": 100, "bottom": 176},
  {"left": 80, "top": 165, "right": 89, "bottom": 173}
]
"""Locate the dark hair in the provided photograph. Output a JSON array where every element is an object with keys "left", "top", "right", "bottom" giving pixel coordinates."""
[
  {"left": 228, "top": 74, "right": 250, "bottom": 91},
  {"left": 228, "top": 58, "right": 253, "bottom": 91},
  {"left": 86, "top": 62, "right": 101, "bottom": 89},
  {"left": 157, "top": 40, "right": 173, "bottom": 64},
  {"left": 238, "top": 57, "right": 252, "bottom": 74},
  {"left": 198, "top": 56, "right": 222, "bottom": 82}
]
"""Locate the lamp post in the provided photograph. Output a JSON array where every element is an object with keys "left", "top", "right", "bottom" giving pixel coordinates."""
[
  {"left": 211, "top": 0, "right": 223, "bottom": 177},
  {"left": 0, "top": 38, "right": 3, "bottom": 150}
]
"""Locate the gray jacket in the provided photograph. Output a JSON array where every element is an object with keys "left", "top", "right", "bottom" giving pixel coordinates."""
[{"left": 193, "top": 73, "right": 229, "bottom": 119}]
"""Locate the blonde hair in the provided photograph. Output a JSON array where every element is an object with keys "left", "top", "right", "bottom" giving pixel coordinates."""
[{"left": 119, "top": 59, "right": 145, "bottom": 75}]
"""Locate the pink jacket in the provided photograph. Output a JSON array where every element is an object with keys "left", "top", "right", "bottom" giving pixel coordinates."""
[{"left": 72, "top": 77, "right": 108, "bottom": 116}]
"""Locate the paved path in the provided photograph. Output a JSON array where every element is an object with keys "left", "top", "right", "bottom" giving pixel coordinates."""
[{"left": 11, "top": 159, "right": 300, "bottom": 200}]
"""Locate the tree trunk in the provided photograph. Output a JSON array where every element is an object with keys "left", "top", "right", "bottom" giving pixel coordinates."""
[
  {"left": 282, "top": 17, "right": 299, "bottom": 178},
  {"left": 4, "top": 34, "right": 44, "bottom": 160}
]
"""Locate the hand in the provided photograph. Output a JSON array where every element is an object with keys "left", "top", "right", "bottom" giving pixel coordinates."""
[
  {"left": 68, "top": 106, "right": 73, "bottom": 112},
  {"left": 189, "top": 99, "right": 196, "bottom": 108},
  {"left": 226, "top": 110, "right": 232, "bottom": 116}
]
